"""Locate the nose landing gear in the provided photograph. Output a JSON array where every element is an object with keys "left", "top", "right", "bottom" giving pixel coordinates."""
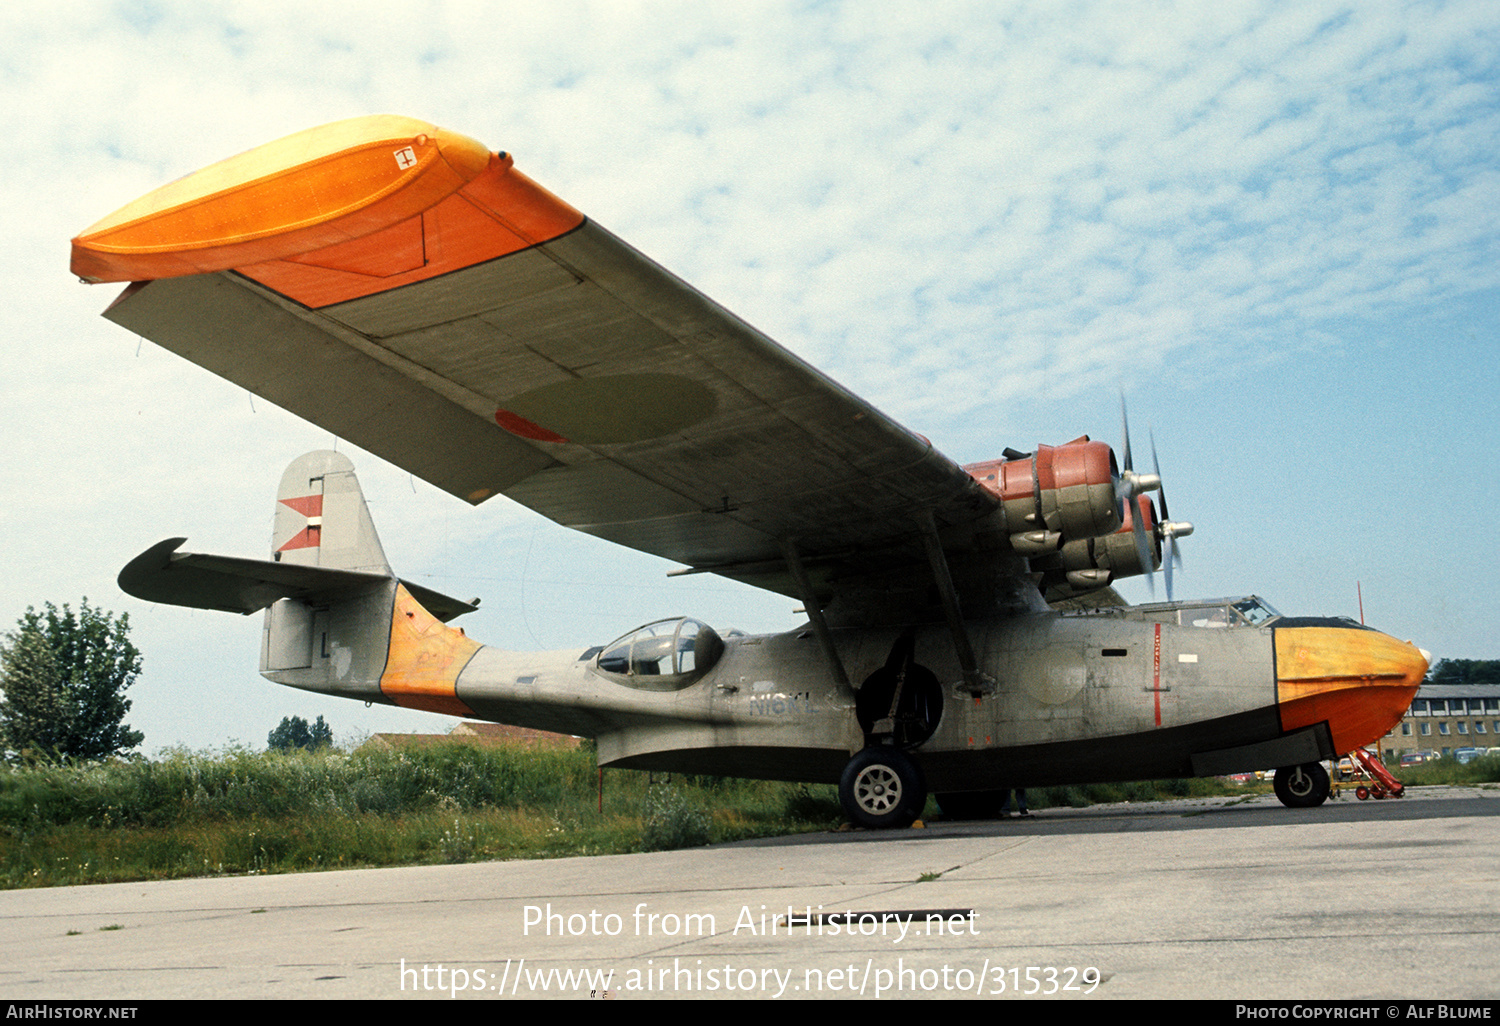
[{"left": 1273, "top": 761, "right": 1330, "bottom": 808}]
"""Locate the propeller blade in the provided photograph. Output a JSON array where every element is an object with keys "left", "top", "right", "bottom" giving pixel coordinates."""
[
  {"left": 1115, "top": 397, "right": 1160, "bottom": 505},
  {"left": 1147, "top": 428, "right": 1192, "bottom": 600},
  {"left": 1131, "top": 494, "right": 1156, "bottom": 596},
  {"left": 1150, "top": 429, "right": 1169, "bottom": 523},
  {"left": 1163, "top": 526, "right": 1174, "bottom": 601}
]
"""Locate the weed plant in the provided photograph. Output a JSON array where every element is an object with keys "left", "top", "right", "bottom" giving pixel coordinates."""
[{"left": 640, "top": 784, "right": 712, "bottom": 851}]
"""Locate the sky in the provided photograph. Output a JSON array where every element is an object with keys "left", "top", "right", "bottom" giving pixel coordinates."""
[{"left": 2, "top": 1, "right": 1497, "bottom": 752}]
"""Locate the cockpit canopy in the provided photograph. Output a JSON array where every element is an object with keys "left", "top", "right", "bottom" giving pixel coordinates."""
[
  {"left": 594, "top": 617, "right": 725, "bottom": 691},
  {"left": 1085, "top": 595, "right": 1284, "bottom": 628}
]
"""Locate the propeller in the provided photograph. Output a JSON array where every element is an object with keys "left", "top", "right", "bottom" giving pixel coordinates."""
[
  {"left": 1115, "top": 400, "right": 1161, "bottom": 506},
  {"left": 1116, "top": 398, "right": 1196, "bottom": 600},
  {"left": 1149, "top": 427, "right": 1193, "bottom": 600},
  {"left": 1116, "top": 398, "right": 1161, "bottom": 593}
]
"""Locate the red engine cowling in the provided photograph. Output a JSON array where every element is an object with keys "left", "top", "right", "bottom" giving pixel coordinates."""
[{"left": 966, "top": 437, "right": 1121, "bottom": 554}]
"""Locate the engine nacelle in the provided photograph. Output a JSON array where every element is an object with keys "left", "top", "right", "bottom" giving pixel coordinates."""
[
  {"left": 970, "top": 436, "right": 1185, "bottom": 601},
  {"left": 966, "top": 437, "right": 1121, "bottom": 551},
  {"left": 1056, "top": 494, "right": 1161, "bottom": 579}
]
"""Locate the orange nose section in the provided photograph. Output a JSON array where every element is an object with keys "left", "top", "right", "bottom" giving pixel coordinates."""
[{"left": 1276, "top": 627, "right": 1428, "bottom": 755}]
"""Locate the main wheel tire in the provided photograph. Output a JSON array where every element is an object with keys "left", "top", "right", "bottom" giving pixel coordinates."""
[
  {"left": 935, "top": 790, "right": 1006, "bottom": 820},
  {"left": 1273, "top": 761, "right": 1330, "bottom": 808},
  {"left": 839, "top": 747, "right": 927, "bottom": 829}
]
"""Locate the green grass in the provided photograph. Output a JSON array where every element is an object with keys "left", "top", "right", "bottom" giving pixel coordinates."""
[
  {"left": 1392, "top": 752, "right": 1500, "bottom": 787},
  {"left": 0, "top": 743, "right": 1340, "bottom": 889},
  {"left": 0, "top": 744, "right": 843, "bottom": 888}
]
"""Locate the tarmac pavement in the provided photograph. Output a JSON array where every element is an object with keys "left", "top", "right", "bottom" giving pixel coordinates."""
[{"left": 1, "top": 785, "right": 1496, "bottom": 1001}]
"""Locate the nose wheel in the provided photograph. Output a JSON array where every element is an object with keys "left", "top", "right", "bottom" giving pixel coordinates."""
[
  {"left": 839, "top": 747, "right": 927, "bottom": 829},
  {"left": 1273, "top": 761, "right": 1330, "bottom": 808}
]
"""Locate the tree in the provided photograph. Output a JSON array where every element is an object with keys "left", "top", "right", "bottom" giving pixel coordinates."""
[
  {"left": 267, "top": 714, "right": 333, "bottom": 752},
  {"left": 1427, "top": 660, "right": 1500, "bottom": 687},
  {"left": 0, "top": 600, "right": 144, "bottom": 762}
]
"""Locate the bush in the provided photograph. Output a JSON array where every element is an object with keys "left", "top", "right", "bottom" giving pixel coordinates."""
[{"left": 640, "top": 784, "right": 711, "bottom": 851}]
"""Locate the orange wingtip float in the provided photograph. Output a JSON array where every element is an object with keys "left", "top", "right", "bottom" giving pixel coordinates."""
[{"left": 70, "top": 114, "right": 584, "bottom": 307}]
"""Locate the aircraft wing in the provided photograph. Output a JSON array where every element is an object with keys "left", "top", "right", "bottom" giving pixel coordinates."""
[{"left": 76, "top": 116, "right": 1019, "bottom": 625}]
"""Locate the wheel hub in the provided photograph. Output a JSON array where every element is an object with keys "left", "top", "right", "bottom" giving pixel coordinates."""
[{"left": 855, "top": 766, "right": 902, "bottom": 813}]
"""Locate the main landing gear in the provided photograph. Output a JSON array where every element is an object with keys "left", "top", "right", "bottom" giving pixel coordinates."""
[
  {"left": 1273, "top": 761, "right": 1330, "bottom": 808},
  {"left": 839, "top": 633, "right": 937, "bottom": 829},
  {"left": 839, "top": 746, "right": 928, "bottom": 829}
]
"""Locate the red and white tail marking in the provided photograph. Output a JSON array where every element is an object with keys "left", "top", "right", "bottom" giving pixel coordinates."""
[{"left": 277, "top": 494, "right": 324, "bottom": 551}]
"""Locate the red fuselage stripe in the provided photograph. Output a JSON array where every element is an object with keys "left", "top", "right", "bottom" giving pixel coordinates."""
[{"left": 1153, "top": 623, "right": 1162, "bottom": 727}]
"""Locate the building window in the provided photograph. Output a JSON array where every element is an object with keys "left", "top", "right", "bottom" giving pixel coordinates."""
[
  {"left": 1439, "top": 723, "right": 1450, "bottom": 736},
  {"left": 1458, "top": 722, "right": 1468, "bottom": 735},
  {"left": 1402, "top": 723, "right": 1412, "bottom": 736},
  {"left": 1477, "top": 722, "right": 1487, "bottom": 735},
  {"left": 1420, "top": 723, "right": 1431, "bottom": 736}
]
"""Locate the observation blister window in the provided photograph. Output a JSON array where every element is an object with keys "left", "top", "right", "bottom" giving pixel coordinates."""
[{"left": 594, "top": 617, "right": 724, "bottom": 691}]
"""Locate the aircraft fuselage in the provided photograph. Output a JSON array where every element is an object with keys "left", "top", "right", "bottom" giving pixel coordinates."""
[{"left": 263, "top": 584, "right": 1425, "bottom": 794}]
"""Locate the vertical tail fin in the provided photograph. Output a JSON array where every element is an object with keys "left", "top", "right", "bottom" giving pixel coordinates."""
[
  {"left": 272, "top": 450, "right": 390, "bottom": 575},
  {"left": 122, "top": 449, "right": 480, "bottom": 708}
]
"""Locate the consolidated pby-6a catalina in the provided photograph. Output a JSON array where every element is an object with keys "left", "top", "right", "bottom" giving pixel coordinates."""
[{"left": 74, "top": 116, "right": 1428, "bottom": 827}]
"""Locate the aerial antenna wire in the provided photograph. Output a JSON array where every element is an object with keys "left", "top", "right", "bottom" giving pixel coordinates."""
[{"left": 520, "top": 520, "right": 543, "bottom": 649}]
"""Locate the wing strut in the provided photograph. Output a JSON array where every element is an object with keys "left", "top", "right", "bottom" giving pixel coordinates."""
[
  {"left": 916, "top": 512, "right": 995, "bottom": 697},
  {"left": 781, "top": 539, "right": 853, "bottom": 693}
]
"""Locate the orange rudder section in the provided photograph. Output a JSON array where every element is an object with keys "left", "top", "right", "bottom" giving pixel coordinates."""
[{"left": 380, "top": 584, "right": 483, "bottom": 717}]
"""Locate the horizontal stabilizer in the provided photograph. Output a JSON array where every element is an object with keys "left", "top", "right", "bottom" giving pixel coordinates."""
[{"left": 119, "top": 538, "right": 477, "bottom": 621}]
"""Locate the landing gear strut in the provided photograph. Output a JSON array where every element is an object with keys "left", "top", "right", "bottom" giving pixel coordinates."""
[
  {"left": 839, "top": 747, "right": 927, "bottom": 829},
  {"left": 1273, "top": 761, "right": 1330, "bottom": 808}
]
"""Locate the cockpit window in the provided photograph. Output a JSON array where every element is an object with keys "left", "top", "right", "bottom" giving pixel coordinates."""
[
  {"left": 1112, "top": 595, "right": 1284, "bottom": 628},
  {"left": 1187, "top": 597, "right": 1280, "bottom": 627},
  {"left": 594, "top": 618, "right": 725, "bottom": 691},
  {"left": 1231, "top": 597, "right": 1280, "bottom": 625}
]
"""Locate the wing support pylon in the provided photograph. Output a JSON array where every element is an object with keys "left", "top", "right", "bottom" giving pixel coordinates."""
[
  {"left": 916, "top": 512, "right": 994, "bottom": 697},
  {"left": 781, "top": 538, "right": 853, "bottom": 695}
]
